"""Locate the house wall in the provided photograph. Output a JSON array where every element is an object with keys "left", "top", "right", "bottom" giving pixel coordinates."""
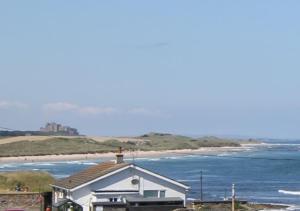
[
  {"left": 90, "top": 167, "right": 186, "bottom": 198},
  {"left": 71, "top": 186, "right": 92, "bottom": 211},
  {"left": 69, "top": 166, "right": 187, "bottom": 211},
  {"left": 53, "top": 187, "right": 69, "bottom": 205},
  {"left": 128, "top": 205, "right": 182, "bottom": 211}
]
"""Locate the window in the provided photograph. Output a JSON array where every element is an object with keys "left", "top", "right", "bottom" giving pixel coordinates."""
[
  {"left": 109, "top": 198, "right": 118, "bottom": 202},
  {"left": 143, "top": 190, "right": 159, "bottom": 198},
  {"left": 160, "top": 190, "right": 166, "bottom": 198}
]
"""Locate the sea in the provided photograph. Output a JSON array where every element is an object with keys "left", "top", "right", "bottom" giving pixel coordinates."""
[{"left": 1, "top": 139, "right": 300, "bottom": 210}]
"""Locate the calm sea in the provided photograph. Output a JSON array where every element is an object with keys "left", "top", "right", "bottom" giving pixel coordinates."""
[{"left": 1, "top": 139, "right": 300, "bottom": 210}]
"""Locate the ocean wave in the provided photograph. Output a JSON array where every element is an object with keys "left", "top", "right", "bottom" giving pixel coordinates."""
[
  {"left": 23, "top": 162, "right": 35, "bottom": 166},
  {"left": 148, "top": 158, "right": 162, "bottom": 161},
  {"left": 65, "top": 161, "right": 85, "bottom": 164},
  {"left": 185, "top": 169, "right": 203, "bottom": 174},
  {"left": 38, "top": 163, "right": 56, "bottom": 166},
  {"left": 82, "top": 162, "right": 98, "bottom": 165},
  {"left": 287, "top": 205, "right": 300, "bottom": 211},
  {"left": 21, "top": 162, "right": 56, "bottom": 166},
  {"left": 217, "top": 153, "right": 231, "bottom": 156},
  {"left": 48, "top": 160, "right": 98, "bottom": 165},
  {"left": 130, "top": 157, "right": 162, "bottom": 161},
  {"left": 262, "top": 143, "right": 300, "bottom": 146},
  {"left": 53, "top": 174, "right": 70, "bottom": 178},
  {"left": 0, "top": 164, "right": 17, "bottom": 168},
  {"left": 178, "top": 179, "right": 200, "bottom": 182},
  {"left": 130, "top": 157, "right": 152, "bottom": 161},
  {"left": 165, "top": 156, "right": 182, "bottom": 160},
  {"left": 279, "top": 190, "right": 300, "bottom": 196},
  {"left": 249, "top": 203, "right": 297, "bottom": 211},
  {"left": 185, "top": 155, "right": 198, "bottom": 158}
]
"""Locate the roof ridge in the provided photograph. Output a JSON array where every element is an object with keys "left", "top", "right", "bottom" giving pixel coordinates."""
[{"left": 53, "top": 161, "right": 130, "bottom": 189}]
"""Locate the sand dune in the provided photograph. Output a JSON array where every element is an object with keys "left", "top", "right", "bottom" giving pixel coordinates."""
[{"left": 0, "top": 135, "right": 147, "bottom": 145}]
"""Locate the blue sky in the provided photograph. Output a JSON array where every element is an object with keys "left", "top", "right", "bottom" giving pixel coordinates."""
[{"left": 0, "top": 1, "right": 300, "bottom": 138}]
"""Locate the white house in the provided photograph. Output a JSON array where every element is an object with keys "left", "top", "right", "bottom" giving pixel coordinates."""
[{"left": 51, "top": 151, "right": 189, "bottom": 211}]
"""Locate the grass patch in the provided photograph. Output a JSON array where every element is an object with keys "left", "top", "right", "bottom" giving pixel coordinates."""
[
  {"left": 136, "top": 133, "right": 241, "bottom": 151},
  {"left": 0, "top": 171, "right": 54, "bottom": 192}
]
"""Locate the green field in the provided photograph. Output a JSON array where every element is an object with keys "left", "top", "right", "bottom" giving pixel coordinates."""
[{"left": 0, "top": 133, "right": 248, "bottom": 157}]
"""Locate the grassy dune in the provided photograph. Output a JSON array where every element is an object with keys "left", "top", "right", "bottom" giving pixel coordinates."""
[
  {"left": 0, "top": 133, "right": 246, "bottom": 157},
  {"left": 0, "top": 171, "right": 54, "bottom": 192},
  {"left": 0, "top": 136, "right": 69, "bottom": 145},
  {"left": 0, "top": 135, "right": 145, "bottom": 145}
]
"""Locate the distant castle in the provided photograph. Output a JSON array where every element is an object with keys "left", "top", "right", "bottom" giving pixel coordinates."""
[{"left": 40, "top": 122, "right": 79, "bottom": 136}]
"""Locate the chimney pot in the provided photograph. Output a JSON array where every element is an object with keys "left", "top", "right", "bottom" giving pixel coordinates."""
[{"left": 116, "top": 147, "right": 124, "bottom": 164}]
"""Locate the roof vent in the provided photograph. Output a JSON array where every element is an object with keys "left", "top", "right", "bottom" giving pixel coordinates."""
[{"left": 116, "top": 147, "right": 124, "bottom": 164}]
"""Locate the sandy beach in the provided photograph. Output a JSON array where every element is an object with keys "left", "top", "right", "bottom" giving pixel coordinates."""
[{"left": 0, "top": 145, "right": 256, "bottom": 164}]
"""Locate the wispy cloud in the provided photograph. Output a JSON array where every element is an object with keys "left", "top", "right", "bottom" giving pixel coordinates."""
[
  {"left": 43, "top": 102, "right": 166, "bottom": 118},
  {"left": 43, "top": 102, "right": 78, "bottom": 112},
  {"left": 77, "top": 106, "right": 117, "bottom": 115},
  {"left": 128, "top": 107, "right": 163, "bottom": 117},
  {"left": 137, "top": 42, "right": 169, "bottom": 49},
  {"left": 0, "top": 100, "right": 28, "bottom": 110},
  {"left": 43, "top": 102, "right": 117, "bottom": 115},
  {"left": 151, "top": 42, "right": 169, "bottom": 48}
]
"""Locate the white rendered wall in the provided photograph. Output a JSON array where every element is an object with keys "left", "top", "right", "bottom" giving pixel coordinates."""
[
  {"left": 69, "top": 166, "right": 187, "bottom": 210},
  {"left": 71, "top": 186, "right": 92, "bottom": 211}
]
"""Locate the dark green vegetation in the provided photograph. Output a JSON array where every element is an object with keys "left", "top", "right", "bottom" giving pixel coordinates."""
[
  {"left": 0, "top": 171, "right": 54, "bottom": 192},
  {"left": 0, "top": 138, "right": 115, "bottom": 156},
  {"left": 0, "top": 130, "right": 78, "bottom": 137},
  {"left": 138, "top": 133, "right": 241, "bottom": 150},
  {"left": 0, "top": 133, "right": 247, "bottom": 157}
]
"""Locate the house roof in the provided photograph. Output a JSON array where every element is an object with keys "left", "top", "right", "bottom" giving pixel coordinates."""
[
  {"left": 125, "top": 196, "right": 183, "bottom": 203},
  {"left": 52, "top": 161, "right": 189, "bottom": 191},
  {"left": 53, "top": 161, "right": 130, "bottom": 189}
]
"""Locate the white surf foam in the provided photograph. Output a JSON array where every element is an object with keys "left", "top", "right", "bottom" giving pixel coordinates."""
[
  {"left": 178, "top": 179, "right": 199, "bottom": 182},
  {"left": 82, "top": 162, "right": 97, "bottom": 165},
  {"left": 279, "top": 190, "right": 300, "bottom": 196},
  {"left": 53, "top": 174, "right": 70, "bottom": 178},
  {"left": 148, "top": 158, "right": 161, "bottom": 161},
  {"left": 0, "top": 164, "right": 16, "bottom": 168},
  {"left": 65, "top": 161, "right": 83, "bottom": 164},
  {"left": 38, "top": 163, "right": 55, "bottom": 166},
  {"left": 165, "top": 156, "right": 181, "bottom": 160},
  {"left": 287, "top": 205, "right": 300, "bottom": 211}
]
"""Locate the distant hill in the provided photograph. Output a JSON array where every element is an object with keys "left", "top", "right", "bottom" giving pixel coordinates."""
[
  {"left": 0, "top": 130, "right": 78, "bottom": 137},
  {"left": 0, "top": 130, "right": 81, "bottom": 139},
  {"left": 138, "top": 132, "right": 242, "bottom": 149},
  {"left": 0, "top": 132, "right": 258, "bottom": 157}
]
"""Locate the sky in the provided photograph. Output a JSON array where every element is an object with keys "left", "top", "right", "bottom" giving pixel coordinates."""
[{"left": 0, "top": 1, "right": 300, "bottom": 138}]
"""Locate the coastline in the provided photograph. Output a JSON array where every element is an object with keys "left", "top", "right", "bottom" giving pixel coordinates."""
[
  {"left": 0, "top": 143, "right": 298, "bottom": 210},
  {"left": 0, "top": 145, "right": 256, "bottom": 164}
]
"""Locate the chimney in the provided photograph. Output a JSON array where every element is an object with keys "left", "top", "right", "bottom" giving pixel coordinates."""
[{"left": 116, "top": 147, "right": 124, "bottom": 164}]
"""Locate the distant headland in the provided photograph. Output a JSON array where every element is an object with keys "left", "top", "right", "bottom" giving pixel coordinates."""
[
  {"left": 0, "top": 122, "right": 79, "bottom": 137},
  {"left": 0, "top": 131, "right": 260, "bottom": 161}
]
